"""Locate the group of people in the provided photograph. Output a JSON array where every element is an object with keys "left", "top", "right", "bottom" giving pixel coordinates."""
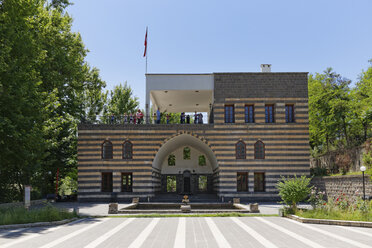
[
  {"left": 108, "top": 109, "right": 205, "bottom": 125},
  {"left": 154, "top": 109, "right": 204, "bottom": 124},
  {"left": 180, "top": 112, "right": 204, "bottom": 124},
  {"left": 109, "top": 109, "right": 144, "bottom": 124}
]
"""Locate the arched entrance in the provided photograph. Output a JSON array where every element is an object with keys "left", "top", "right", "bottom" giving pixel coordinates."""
[{"left": 152, "top": 134, "right": 218, "bottom": 196}]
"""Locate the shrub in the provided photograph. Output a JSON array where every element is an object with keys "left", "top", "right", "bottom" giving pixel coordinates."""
[{"left": 276, "top": 175, "right": 312, "bottom": 211}]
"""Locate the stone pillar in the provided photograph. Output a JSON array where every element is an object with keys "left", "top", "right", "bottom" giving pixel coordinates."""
[{"left": 145, "top": 89, "right": 150, "bottom": 124}]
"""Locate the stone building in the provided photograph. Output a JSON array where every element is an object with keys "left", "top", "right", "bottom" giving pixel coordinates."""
[{"left": 77, "top": 64, "right": 310, "bottom": 202}]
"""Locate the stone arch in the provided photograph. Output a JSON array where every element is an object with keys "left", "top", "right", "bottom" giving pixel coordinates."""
[{"left": 152, "top": 133, "right": 218, "bottom": 171}]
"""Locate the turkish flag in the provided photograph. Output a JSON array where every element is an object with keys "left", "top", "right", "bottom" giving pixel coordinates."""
[{"left": 143, "top": 27, "right": 148, "bottom": 57}]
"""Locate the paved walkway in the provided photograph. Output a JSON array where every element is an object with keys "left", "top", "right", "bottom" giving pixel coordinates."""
[{"left": 1, "top": 217, "right": 371, "bottom": 248}]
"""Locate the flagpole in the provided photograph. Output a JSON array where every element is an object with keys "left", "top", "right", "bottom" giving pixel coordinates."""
[{"left": 145, "top": 27, "right": 148, "bottom": 74}]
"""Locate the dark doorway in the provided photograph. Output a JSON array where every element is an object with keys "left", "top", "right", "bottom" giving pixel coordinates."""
[{"left": 183, "top": 170, "right": 191, "bottom": 194}]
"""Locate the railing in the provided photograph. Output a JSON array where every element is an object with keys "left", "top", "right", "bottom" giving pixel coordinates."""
[
  {"left": 81, "top": 115, "right": 145, "bottom": 125},
  {"left": 80, "top": 115, "right": 213, "bottom": 125}
]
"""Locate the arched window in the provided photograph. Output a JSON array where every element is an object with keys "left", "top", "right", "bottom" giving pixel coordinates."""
[
  {"left": 183, "top": 147, "right": 191, "bottom": 160},
  {"left": 236, "top": 141, "right": 246, "bottom": 159},
  {"left": 199, "top": 155, "right": 206, "bottom": 166},
  {"left": 254, "top": 140, "right": 265, "bottom": 159},
  {"left": 102, "top": 140, "right": 113, "bottom": 159},
  {"left": 122, "top": 140, "right": 133, "bottom": 159},
  {"left": 168, "top": 154, "right": 176, "bottom": 166}
]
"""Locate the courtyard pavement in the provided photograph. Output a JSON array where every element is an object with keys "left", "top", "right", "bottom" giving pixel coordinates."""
[{"left": 1, "top": 216, "right": 372, "bottom": 248}]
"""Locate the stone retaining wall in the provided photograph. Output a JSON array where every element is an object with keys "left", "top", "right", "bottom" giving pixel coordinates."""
[{"left": 311, "top": 175, "right": 372, "bottom": 200}]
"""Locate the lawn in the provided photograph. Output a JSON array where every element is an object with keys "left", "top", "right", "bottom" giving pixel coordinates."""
[{"left": 0, "top": 203, "right": 78, "bottom": 225}]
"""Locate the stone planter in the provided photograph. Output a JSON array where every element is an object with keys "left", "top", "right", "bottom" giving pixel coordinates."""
[
  {"left": 249, "top": 203, "right": 259, "bottom": 213},
  {"left": 180, "top": 204, "right": 191, "bottom": 213},
  {"left": 108, "top": 203, "right": 118, "bottom": 214}
]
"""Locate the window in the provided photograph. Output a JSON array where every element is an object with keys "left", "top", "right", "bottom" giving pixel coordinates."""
[
  {"left": 254, "top": 172, "right": 265, "bottom": 192},
  {"left": 183, "top": 147, "right": 191, "bottom": 160},
  {"left": 102, "top": 140, "right": 113, "bottom": 159},
  {"left": 168, "top": 154, "right": 176, "bottom": 166},
  {"left": 265, "top": 104, "right": 275, "bottom": 123},
  {"left": 198, "top": 155, "right": 206, "bottom": 166},
  {"left": 121, "top": 173, "right": 132, "bottom": 192},
  {"left": 198, "top": 176, "right": 208, "bottom": 192},
  {"left": 254, "top": 140, "right": 265, "bottom": 159},
  {"left": 236, "top": 141, "right": 246, "bottom": 159},
  {"left": 245, "top": 105, "right": 255, "bottom": 123},
  {"left": 285, "top": 104, "right": 295, "bottom": 123},
  {"left": 224, "top": 105, "right": 235, "bottom": 123},
  {"left": 166, "top": 176, "right": 177, "bottom": 192},
  {"left": 237, "top": 172, "right": 248, "bottom": 192},
  {"left": 122, "top": 140, "right": 133, "bottom": 159},
  {"left": 101, "top": 172, "right": 113, "bottom": 192}
]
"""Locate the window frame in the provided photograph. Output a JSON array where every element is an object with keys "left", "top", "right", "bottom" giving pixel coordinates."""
[
  {"left": 245, "top": 104, "right": 255, "bottom": 123},
  {"left": 265, "top": 104, "right": 275, "bottom": 123},
  {"left": 168, "top": 154, "right": 176, "bottom": 166},
  {"left": 198, "top": 175, "right": 208, "bottom": 192},
  {"left": 101, "top": 172, "right": 113, "bottom": 192},
  {"left": 254, "top": 172, "right": 265, "bottom": 192},
  {"left": 254, "top": 140, "right": 265, "bottom": 159},
  {"left": 121, "top": 172, "right": 133, "bottom": 192},
  {"left": 183, "top": 147, "right": 191, "bottom": 160},
  {"left": 236, "top": 140, "right": 246, "bottom": 159},
  {"left": 122, "top": 140, "right": 133, "bottom": 160},
  {"left": 101, "top": 140, "right": 113, "bottom": 160},
  {"left": 198, "top": 155, "right": 206, "bottom": 166},
  {"left": 237, "top": 172, "right": 248, "bottom": 192},
  {"left": 285, "top": 104, "right": 295, "bottom": 123},
  {"left": 224, "top": 105, "right": 235, "bottom": 123}
]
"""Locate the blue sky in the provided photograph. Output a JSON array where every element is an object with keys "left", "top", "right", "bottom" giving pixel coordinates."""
[{"left": 67, "top": 0, "right": 372, "bottom": 109}]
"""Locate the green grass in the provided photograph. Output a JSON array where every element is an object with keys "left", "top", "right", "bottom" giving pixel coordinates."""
[
  {"left": 0, "top": 204, "right": 78, "bottom": 225},
  {"left": 107, "top": 213, "right": 278, "bottom": 218},
  {"left": 295, "top": 209, "right": 372, "bottom": 222}
]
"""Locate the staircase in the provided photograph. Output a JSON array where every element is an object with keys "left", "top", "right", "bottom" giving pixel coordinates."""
[{"left": 153, "top": 193, "right": 219, "bottom": 203}]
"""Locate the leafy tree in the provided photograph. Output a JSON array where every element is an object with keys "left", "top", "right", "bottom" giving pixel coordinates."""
[
  {"left": 276, "top": 175, "right": 312, "bottom": 211},
  {"left": 353, "top": 60, "right": 372, "bottom": 142},
  {"left": 0, "top": 0, "right": 106, "bottom": 201},
  {"left": 104, "top": 82, "right": 139, "bottom": 120},
  {"left": 309, "top": 68, "right": 352, "bottom": 153}
]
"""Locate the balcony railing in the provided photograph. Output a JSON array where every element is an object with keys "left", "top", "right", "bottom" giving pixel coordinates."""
[{"left": 80, "top": 114, "right": 213, "bottom": 125}]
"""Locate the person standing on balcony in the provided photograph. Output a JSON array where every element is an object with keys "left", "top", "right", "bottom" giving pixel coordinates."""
[
  {"left": 199, "top": 113, "right": 203, "bottom": 124},
  {"left": 123, "top": 113, "right": 128, "bottom": 124},
  {"left": 137, "top": 109, "right": 144, "bottom": 124},
  {"left": 180, "top": 112, "right": 185, "bottom": 124},
  {"left": 110, "top": 114, "right": 115, "bottom": 124},
  {"left": 156, "top": 108, "right": 161, "bottom": 124},
  {"left": 194, "top": 111, "right": 198, "bottom": 124},
  {"left": 186, "top": 114, "right": 190, "bottom": 124},
  {"left": 129, "top": 113, "right": 133, "bottom": 124},
  {"left": 166, "top": 113, "right": 170, "bottom": 124}
]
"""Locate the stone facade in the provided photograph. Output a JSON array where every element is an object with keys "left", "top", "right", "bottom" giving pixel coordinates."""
[
  {"left": 77, "top": 72, "right": 310, "bottom": 202},
  {"left": 311, "top": 175, "right": 372, "bottom": 200}
]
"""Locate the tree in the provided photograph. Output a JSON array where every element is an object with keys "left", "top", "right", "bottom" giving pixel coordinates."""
[
  {"left": 309, "top": 68, "right": 352, "bottom": 153},
  {"left": 104, "top": 82, "right": 139, "bottom": 120},
  {"left": 353, "top": 60, "right": 372, "bottom": 142},
  {"left": 0, "top": 0, "right": 106, "bottom": 201}
]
